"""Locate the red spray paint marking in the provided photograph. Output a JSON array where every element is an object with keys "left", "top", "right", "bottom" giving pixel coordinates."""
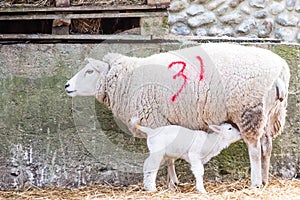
[
  {"left": 196, "top": 56, "right": 204, "bottom": 81},
  {"left": 168, "top": 56, "right": 205, "bottom": 102},
  {"left": 168, "top": 61, "right": 188, "bottom": 102}
]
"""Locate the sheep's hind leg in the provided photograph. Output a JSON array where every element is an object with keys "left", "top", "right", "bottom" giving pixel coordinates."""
[
  {"left": 261, "top": 133, "right": 272, "bottom": 186},
  {"left": 167, "top": 159, "right": 179, "bottom": 188},
  {"left": 245, "top": 139, "right": 263, "bottom": 188},
  {"left": 143, "top": 152, "right": 164, "bottom": 192}
]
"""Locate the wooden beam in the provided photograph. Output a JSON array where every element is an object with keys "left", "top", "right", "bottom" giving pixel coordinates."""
[
  {"left": 0, "top": 34, "right": 281, "bottom": 44},
  {"left": 0, "top": 34, "right": 152, "bottom": 41},
  {"left": 147, "top": 0, "right": 170, "bottom": 6},
  {"left": 0, "top": 5, "right": 167, "bottom": 13},
  {"left": 55, "top": 0, "right": 70, "bottom": 7},
  {"left": 52, "top": 0, "right": 70, "bottom": 35},
  {"left": 0, "top": 12, "right": 167, "bottom": 20},
  {"left": 152, "top": 35, "right": 282, "bottom": 43}
]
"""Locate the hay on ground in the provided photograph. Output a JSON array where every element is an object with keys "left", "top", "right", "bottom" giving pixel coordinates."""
[{"left": 0, "top": 178, "right": 299, "bottom": 200}]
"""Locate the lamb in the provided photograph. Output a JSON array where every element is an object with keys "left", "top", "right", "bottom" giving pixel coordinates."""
[
  {"left": 130, "top": 117, "right": 241, "bottom": 193},
  {"left": 65, "top": 43, "right": 290, "bottom": 188}
]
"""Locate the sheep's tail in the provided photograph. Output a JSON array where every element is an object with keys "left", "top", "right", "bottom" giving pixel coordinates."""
[
  {"left": 130, "top": 117, "right": 154, "bottom": 137},
  {"left": 275, "top": 78, "right": 286, "bottom": 102}
]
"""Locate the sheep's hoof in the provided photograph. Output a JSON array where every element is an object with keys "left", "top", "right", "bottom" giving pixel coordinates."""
[{"left": 262, "top": 180, "right": 269, "bottom": 186}]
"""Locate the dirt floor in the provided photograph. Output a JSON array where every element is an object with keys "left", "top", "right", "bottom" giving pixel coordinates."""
[{"left": 0, "top": 178, "right": 299, "bottom": 200}]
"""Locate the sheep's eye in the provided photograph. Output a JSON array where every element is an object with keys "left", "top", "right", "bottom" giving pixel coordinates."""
[
  {"left": 228, "top": 127, "right": 232, "bottom": 130},
  {"left": 86, "top": 69, "right": 94, "bottom": 74}
]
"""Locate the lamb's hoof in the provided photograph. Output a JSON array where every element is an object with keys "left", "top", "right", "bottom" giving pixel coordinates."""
[
  {"left": 197, "top": 189, "right": 208, "bottom": 194},
  {"left": 250, "top": 183, "right": 262, "bottom": 189},
  {"left": 145, "top": 187, "right": 157, "bottom": 192}
]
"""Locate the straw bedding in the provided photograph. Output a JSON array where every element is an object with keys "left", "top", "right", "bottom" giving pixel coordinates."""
[{"left": 1, "top": 178, "right": 299, "bottom": 200}]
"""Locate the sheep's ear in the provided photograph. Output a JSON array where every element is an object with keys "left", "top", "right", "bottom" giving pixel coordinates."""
[
  {"left": 103, "top": 53, "right": 123, "bottom": 65},
  {"left": 86, "top": 57, "right": 109, "bottom": 73},
  {"left": 209, "top": 125, "right": 221, "bottom": 133}
]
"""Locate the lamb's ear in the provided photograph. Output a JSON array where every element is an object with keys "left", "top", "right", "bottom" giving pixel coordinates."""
[
  {"left": 85, "top": 57, "right": 97, "bottom": 63},
  {"left": 103, "top": 53, "right": 123, "bottom": 65},
  {"left": 209, "top": 125, "right": 221, "bottom": 133}
]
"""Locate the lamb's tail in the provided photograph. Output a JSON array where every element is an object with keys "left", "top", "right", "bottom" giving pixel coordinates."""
[{"left": 130, "top": 117, "right": 155, "bottom": 137}]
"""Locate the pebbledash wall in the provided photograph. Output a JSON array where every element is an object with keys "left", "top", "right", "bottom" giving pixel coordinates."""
[
  {"left": 168, "top": 0, "right": 300, "bottom": 42},
  {"left": 0, "top": 43, "right": 299, "bottom": 189}
]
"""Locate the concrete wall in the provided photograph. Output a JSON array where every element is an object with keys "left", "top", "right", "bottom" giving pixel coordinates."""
[
  {"left": 168, "top": 0, "right": 300, "bottom": 42},
  {"left": 0, "top": 42, "right": 299, "bottom": 189}
]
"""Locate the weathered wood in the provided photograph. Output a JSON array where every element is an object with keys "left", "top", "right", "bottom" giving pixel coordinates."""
[
  {"left": 147, "top": 0, "right": 170, "bottom": 6},
  {"left": 52, "top": 22, "right": 70, "bottom": 34},
  {"left": 152, "top": 35, "right": 282, "bottom": 43},
  {"left": 52, "top": 0, "right": 70, "bottom": 35},
  {"left": 0, "top": 34, "right": 152, "bottom": 41},
  {"left": 55, "top": 0, "right": 70, "bottom": 7},
  {"left": 0, "top": 12, "right": 167, "bottom": 20},
  {"left": 0, "top": 5, "right": 167, "bottom": 13},
  {"left": 0, "top": 34, "right": 281, "bottom": 44}
]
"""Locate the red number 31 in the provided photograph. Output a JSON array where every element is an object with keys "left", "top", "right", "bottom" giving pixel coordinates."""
[{"left": 168, "top": 56, "right": 204, "bottom": 102}]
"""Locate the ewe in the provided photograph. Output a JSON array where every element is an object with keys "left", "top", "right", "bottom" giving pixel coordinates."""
[
  {"left": 65, "top": 43, "right": 290, "bottom": 188},
  {"left": 131, "top": 117, "right": 241, "bottom": 193}
]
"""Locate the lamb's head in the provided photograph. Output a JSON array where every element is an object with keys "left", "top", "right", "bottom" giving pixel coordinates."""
[
  {"left": 209, "top": 123, "right": 241, "bottom": 144},
  {"left": 65, "top": 58, "right": 109, "bottom": 99}
]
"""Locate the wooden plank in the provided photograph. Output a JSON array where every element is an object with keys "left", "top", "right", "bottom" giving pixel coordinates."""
[
  {"left": 152, "top": 35, "right": 282, "bottom": 43},
  {"left": 52, "top": 18, "right": 71, "bottom": 34},
  {"left": 0, "top": 5, "right": 167, "bottom": 13},
  {"left": 55, "top": 0, "right": 70, "bottom": 7},
  {"left": 0, "top": 34, "right": 152, "bottom": 41},
  {"left": 147, "top": 0, "right": 170, "bottom": 6},
  {"left": 0, "top": 34, "right": 281, "bottom": 44},
  {"left": 52, "top": 0, "right": 70, "bottom": 35},
  {"left": 53, "top": 0, "right": 70, "bottom": 34},
  {"left": 0, "top": 12, "right": 167, "bottom": 20}
]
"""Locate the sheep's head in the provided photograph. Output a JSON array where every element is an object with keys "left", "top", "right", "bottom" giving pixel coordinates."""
[
  {"left": 209, "top": 123, "right": 241, "bottom": 144},
  {"left": 65, "top": 58, "right": 109, "bottom": 99}
]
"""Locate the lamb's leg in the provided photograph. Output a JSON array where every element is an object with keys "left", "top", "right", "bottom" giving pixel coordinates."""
[
  {"left": 167, "top": 159, "right": 179, "bottom": 188},
  {"left": 189, "top": 154, "right": 207, "bottom": 193},
  {"left": 245, "top": 139, "right": 262, "bottom": 188},
  {"left": 143, "top": 152, "right": 164, "bottom": 192},
  {"left": 260, "top": 133, "right": 272, "bottom": 185}
]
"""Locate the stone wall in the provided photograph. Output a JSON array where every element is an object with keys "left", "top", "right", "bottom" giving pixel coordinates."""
[
  {"left": 168, "top": 0, "right": 300, "bottom": 42},
  {"left": 0, "top": 42, "right": 299, "bottom": 189}
]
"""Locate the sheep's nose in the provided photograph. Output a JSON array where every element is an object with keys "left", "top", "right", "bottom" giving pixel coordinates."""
[{"left": 65, "top": 83, "right": 70, "bottom": 89}]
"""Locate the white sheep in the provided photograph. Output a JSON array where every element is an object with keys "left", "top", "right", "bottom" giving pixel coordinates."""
[
  {"left": 65, "top": 43, "right": 290, "bottom": 188},
  {"left": 130, "top": 117, "right": 241, "bottom": 193}
]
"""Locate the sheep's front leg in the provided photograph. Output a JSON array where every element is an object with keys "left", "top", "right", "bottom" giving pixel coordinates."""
[
  {"left": 143, "top": 152, "right": 164, "bottom": 192},
  {"left": 246, "top": 139, "right": 262, "bottom": 188},
  {"left": 189, "top": 155, "right": 207, "bottom": 193},
  {"left": 167, "top": 159, "right": 179, "bottom": 188},
  {"left": 261, "top": 133, "right": 272, "bottom": 185}
]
